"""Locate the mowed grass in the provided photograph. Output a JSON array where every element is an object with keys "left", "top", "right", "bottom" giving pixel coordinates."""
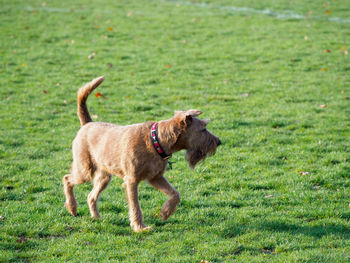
[{"left": 1, "top": 0, "right": 350, "bottom": 262}]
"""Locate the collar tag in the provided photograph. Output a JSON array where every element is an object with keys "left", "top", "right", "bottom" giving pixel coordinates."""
[{"left": 167, "top": 160, "right": 176, "bottom": 170}]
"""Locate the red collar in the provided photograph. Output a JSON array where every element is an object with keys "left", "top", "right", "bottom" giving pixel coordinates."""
[{"left": 151, "top": 122, "right": 171, "bottom": 160}]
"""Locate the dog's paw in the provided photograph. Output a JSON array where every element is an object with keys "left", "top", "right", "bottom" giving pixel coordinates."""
[
  {"left": 89, "top": 210, "right": 101, "bottom": 219},
  {"left": 65, "top": 202, "right": 77, "bottom": 216},
  {"left": 132, "top": 224, "right": 153, "bottom": 233},
  {"left": 160, "top": 209, "right": 171, "bottom": 221},
  {"left": 160, "top": 197, "right": 179, "bottom": 221}
]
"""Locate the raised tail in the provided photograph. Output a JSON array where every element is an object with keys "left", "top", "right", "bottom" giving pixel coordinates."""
[{"left": 77, "top": 76, "right": 105, "bottom": 126}]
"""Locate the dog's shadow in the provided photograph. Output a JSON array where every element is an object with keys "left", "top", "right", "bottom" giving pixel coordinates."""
[{"left": 221, "top": 219, "right": 350, "bottom": 240}]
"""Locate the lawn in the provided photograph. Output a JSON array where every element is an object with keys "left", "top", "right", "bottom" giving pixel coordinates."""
[{"left": 1, "top": 0, "right": 350, "bottom": 262}]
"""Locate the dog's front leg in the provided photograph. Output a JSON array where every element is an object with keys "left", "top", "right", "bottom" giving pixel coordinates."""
[
  {"left": 124, "top": 178, "right": 151, "bottom": 232},
  {"left": 149, "top": 176, "right": 181, "bottom": 221}
]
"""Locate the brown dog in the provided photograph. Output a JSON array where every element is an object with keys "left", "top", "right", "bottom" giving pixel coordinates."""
[{"left": 63, "top": 76, "right": 221, "bottom": 232}]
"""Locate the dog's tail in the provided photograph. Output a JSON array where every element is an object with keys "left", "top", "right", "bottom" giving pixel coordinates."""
[{"left": 77, "top": 76, "right": 105, "bottom": 126}]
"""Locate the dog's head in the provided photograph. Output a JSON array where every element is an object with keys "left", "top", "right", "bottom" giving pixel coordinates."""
[{"left": 168, "top": 110, "right": 221, "bottom": 169}]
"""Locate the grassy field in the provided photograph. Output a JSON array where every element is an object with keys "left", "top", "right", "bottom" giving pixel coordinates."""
[{"left": 1, "top": 0, "right": 350, "bottom": 262}]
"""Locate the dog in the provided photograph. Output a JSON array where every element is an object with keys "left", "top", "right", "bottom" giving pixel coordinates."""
[{"left": 63, "top": 76, "right": 221, "bottom": 232}]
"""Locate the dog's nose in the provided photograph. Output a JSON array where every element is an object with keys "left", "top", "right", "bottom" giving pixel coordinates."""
[{"left": 218, "top": 139, "right": 222, "bottom": 146}]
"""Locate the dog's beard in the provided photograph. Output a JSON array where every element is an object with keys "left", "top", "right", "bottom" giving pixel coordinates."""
[
  {"left": 185, "top": 147, "right": 216, "bottom": 169},
  {"left": 185, "top": 149, "right": 206, "bottom": 169}
]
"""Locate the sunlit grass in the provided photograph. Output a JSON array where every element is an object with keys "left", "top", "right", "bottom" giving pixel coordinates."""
[{"left": 1, "top": 0, "right": 350, "bottom": 262}]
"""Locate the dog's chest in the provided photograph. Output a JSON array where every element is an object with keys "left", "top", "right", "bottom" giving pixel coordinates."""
[{"left": 138, "top": 160, "right": 168, "bottom": 180}]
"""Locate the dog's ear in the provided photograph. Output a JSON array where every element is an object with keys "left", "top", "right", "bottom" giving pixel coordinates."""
[
  {"left": 174, "top": 109, "right": 202, "bottom": 127},
  {"left": 174, "top": 110, "right": 202, "bottom": 118},
  {"left": 202, "top": 119, "right": 211, "bottom": 126},
  {"left": 174, "top": 111, "right": 192, "bottom": 127},
  {"left": 185, "top": 109, "right": 202, "bottom": 117},
  {"left": 174, "top": 110, "right": 183, "bottom": 116}
]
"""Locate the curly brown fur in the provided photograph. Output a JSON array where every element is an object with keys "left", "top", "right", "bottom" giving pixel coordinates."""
[{"left": 63, "top": 76, "right": 221, "bottom": 232}]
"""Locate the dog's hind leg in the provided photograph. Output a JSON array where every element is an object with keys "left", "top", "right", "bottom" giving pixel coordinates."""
[
  {"left": 63, "top": 173, "right": 79, "bottom": 216},
  {"left": 148, "top": 176, "right": 181, "bottom": 221},
  {"left": 87, "top": 170, "right": 111, "bottom": 218}
]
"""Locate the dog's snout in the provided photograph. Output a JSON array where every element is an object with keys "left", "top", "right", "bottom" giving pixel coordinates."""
[{"left": 218, "top": 139, "right": 222, "bottom": 146}]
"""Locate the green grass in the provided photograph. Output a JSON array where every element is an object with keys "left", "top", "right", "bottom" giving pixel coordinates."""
[{"left": 1, "top": 0, "right": 350, "bottom": 262}]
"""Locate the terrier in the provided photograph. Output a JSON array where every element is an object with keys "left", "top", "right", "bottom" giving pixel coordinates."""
[{"left": 63, "top": 76, "right": 221, "bottom": 232}]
